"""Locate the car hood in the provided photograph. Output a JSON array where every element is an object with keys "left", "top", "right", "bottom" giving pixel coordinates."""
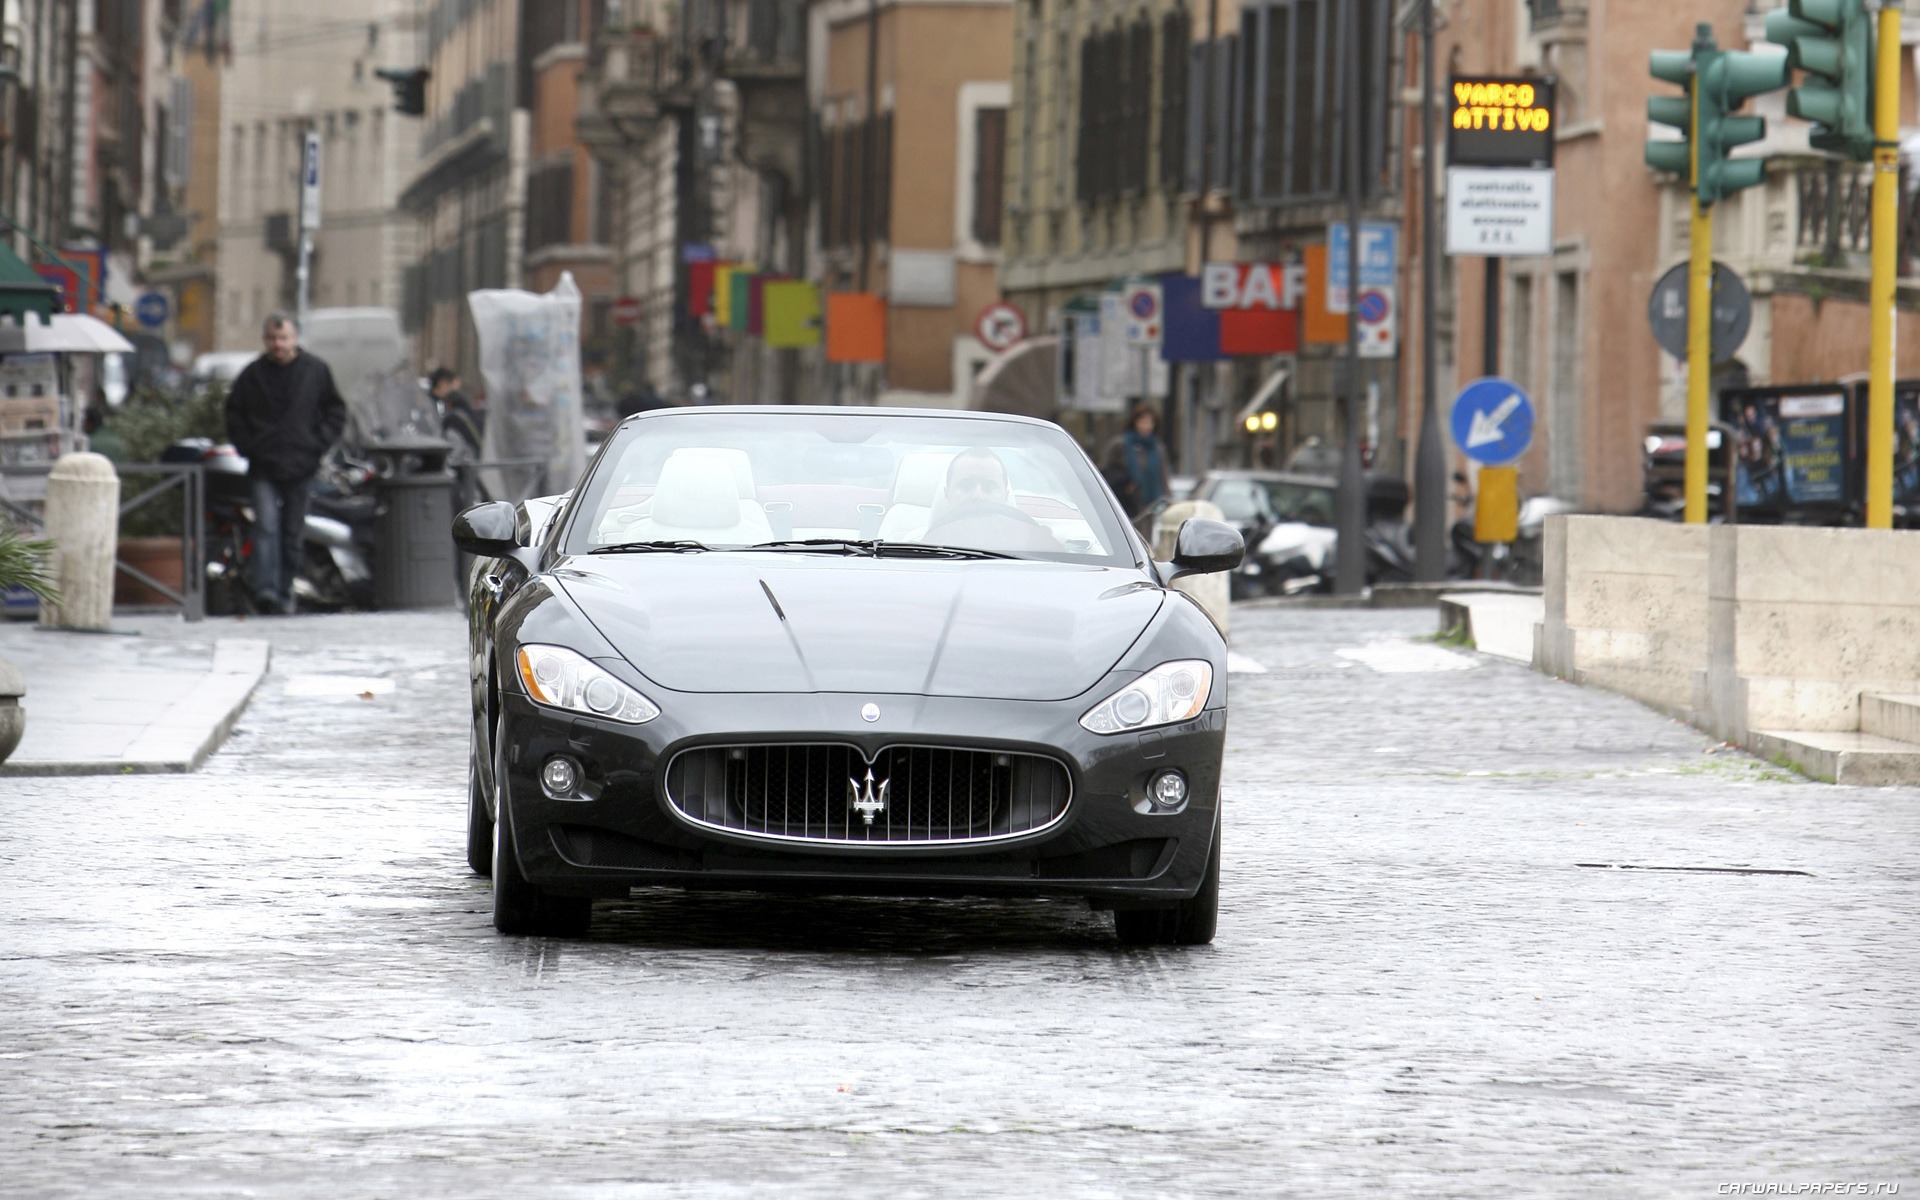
[{"left": 553, "top": 554, "right": 1163, "bottom": 701}]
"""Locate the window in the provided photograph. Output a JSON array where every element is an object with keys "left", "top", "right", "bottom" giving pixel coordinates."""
[
  {"left": 1508, "top": 272, "right": 1534, "bottom": 397},
  {"left": 525, "top": 161, "right": 574, "bottom": 253},
  {"left": 973, "top": 107, "right": 1006, "bottom": 246},
  {"left": 1076, "top": 23, "right": 1155, "bottom": 204},
  {"left": 1159, "top": 9, "right": 1190, "bottom": 192},
  {"left": 1234, "top": 0, "right": 1391, "bottom": 205},
  {"left": 1550, "top": 270, "right": 1582, "bottom": 497}
]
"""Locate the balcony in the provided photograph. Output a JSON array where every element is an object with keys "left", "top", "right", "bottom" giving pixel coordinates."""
[
  {"left": 719, "top": 0, "right": 806, "bottom": 180},
  {"left": 578, "top": 29, "right": 695, "bottom": 151}
]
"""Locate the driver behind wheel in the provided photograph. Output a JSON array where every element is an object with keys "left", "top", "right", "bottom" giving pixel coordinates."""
[{"left": 924, "top": 448, "right": 1063, "bottom": 553}]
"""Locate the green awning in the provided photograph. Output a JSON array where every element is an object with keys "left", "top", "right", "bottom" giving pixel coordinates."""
[{"left": 0, "top": 238, "right": 58, "bottom": 325}]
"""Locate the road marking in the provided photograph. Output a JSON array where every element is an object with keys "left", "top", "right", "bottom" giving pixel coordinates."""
[
  {"left": 283, "top": 675, "right": 396, "bottom": 697},
  {"left": 1226, "top": 651, "right": 1268, "bottom": 674},
  {"left": 1335, "top": 641, "right": 1476, "bottom": 674}
]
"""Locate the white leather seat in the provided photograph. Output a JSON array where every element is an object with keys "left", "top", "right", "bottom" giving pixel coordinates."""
[
  {"left": 877, "top": 452, "right": 954, "bottom": 541},
  {"left": 629, "top": 454, "right": 773, "bottom": 544}
]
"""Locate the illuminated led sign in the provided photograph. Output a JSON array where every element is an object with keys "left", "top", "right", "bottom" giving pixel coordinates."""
[{"left": 1448, "top": 76, "right": 1556, "bottom": 169}]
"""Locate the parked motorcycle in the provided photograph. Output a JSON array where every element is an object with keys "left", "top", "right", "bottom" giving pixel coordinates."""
[{"left": 162, "top": 438, "right": 377, "bottom": 613}]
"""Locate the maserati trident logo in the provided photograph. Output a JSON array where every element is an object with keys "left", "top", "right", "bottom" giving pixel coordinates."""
[{"left": 848, "top": 767, "right": 890, "bottom": 826}]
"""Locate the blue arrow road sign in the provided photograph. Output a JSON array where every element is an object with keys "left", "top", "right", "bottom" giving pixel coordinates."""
[
  {"left": 134, "top": 291, "right": 170, "bottom": 328},
  {"left": 1449, "top": 376, "right": 1535, "bottom": 466}
]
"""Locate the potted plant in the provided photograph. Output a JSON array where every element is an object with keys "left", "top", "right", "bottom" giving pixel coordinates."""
[{"left": 0, "top": 522, "right": 58, "bottom": 763}]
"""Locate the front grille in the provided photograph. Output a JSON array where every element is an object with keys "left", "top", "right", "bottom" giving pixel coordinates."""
[{"left": 665, "top": 743, "right": 1072, "bottom": 845}]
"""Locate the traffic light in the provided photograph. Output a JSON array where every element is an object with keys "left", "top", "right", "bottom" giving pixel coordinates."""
[
  {"left": 375, "top": 67, "right": 430, "bottom": 117},
  {"left": 1766, "top": 0, "right": 1874, "bottom": 160},
  {"left": 1697, "top": 41, "right": 1789, "bottom": 203},
  {"left": 1646, "top": 48, "right": 1696, "bottom": 180},
  {"left": 1645, "top": 25, "right": 1787, "bottom": 206}
]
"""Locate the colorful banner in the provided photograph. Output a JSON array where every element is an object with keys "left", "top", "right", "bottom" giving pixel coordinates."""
[
  {"left": 1159, "top": 275, "right": 1225, "bottom": 363},
  {"left": 826, "top": 293, "right": 887, "bottom": 363},
  {"left": 763, "top": 281, "right": 822, "bottom": 348},
  {"left": 688, "top": 260, "right": 717, "bottom": 318}
]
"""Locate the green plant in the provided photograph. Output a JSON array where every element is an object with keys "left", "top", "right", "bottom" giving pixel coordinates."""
[
  {"left": 0, "top": 522, "right": 59, "bottom": 603},
  {"left": 106, "top": 383, "right": 230, "bottom": 538}
]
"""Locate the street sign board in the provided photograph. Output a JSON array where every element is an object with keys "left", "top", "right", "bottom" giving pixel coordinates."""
[
  {"left": 1123, "top": 282, "right": 1162, "bottom": 345},
  {"left": 1448, "top": 76, "right": 1556, "bottom": 168},
  {"left": 1200, "top": 261, "right": 1305, "bottom": 310},
  {"left": 1647, "top": 261, "right": 1752, "bottom": 362},
  {"left": 1450, "top": 376, "right": 1535, "bottom": 465},
  {"left": 1326, "top": 222, "right": 1396, "bottom": 312},
  {"left": 300, "top": 132, "right": 322, "bottom": 230},
  {"left": 610, "top": 295, "right": 643, "bottom": 327},
  {"left": 1446, "top": 167, "right": 1554, "bottom": 257},
  {"left": 134, "top": 291, "right": 170, "bottom": 329},
  {"left": 1356, "top": 286, "right": 1396, "bottom": 358},
  {"left": 974, "top": 301, "right": 1027, "bottom": 352}
]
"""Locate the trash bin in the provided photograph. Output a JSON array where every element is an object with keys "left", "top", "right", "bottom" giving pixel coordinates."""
[{"left": 367, "top": 436, "right": 457, "bottom": 610}]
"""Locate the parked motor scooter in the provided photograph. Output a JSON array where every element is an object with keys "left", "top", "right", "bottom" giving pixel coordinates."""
[{"left": 161, "top": 438, "right": 377, "bottom": 613}]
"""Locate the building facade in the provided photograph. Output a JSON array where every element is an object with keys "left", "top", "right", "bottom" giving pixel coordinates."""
[{"left": 214, "top": 0, "right": 421, "bottom": 351}]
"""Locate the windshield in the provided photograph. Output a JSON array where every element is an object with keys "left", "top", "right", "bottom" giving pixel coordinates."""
[{"left": 560, "top": 410, "right": 1137, "bottom": 566}]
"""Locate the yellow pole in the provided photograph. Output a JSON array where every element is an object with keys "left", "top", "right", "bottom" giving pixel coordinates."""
[
  {"left": 1867, "top": 2, "right": 1903, "bottom": 529},
  {"left": 1686, "top": 81, "right": 1713, "bottom": 524}
]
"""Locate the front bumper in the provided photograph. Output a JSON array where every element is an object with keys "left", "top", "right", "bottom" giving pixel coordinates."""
[{"left": 494, "top": 686, "right": 1225, "bottom": 906}]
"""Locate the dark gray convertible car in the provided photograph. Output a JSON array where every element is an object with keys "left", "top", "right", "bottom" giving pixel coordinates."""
[{"left": 453, "top": 407, "right": 1243, "bottom": 944}]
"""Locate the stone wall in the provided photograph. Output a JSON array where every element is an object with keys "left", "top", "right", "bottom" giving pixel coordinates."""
[
  {"left": 1538, "top": 515, "right": 1920, "bottom": 741},
  {"left": 1537, "top": 515, "right": 1710, "bottom": 717}
]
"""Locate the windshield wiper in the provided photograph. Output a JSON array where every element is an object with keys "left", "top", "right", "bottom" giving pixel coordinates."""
[
  {"left": 870, "top": 541, "right": 1017, "bottom": 560},
  {"left": 588, "top": 539, "right": 716, "bottom": 554},
  {"left": 750, "top": 538, "right": 872, "bottom": 555},
  {"left": 748, "top": 538, "right": 1016, "bottom": 561}
]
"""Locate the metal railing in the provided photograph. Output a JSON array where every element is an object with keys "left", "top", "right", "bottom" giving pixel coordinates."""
[{"left": 0, "top": 461, "right": 206, "bottom": 622}]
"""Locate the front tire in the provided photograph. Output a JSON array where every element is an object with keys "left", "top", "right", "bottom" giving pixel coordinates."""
[
  {"left": 1115, "top": 815, "right": 1220, "bottom": 947},
  {"left": 466, "top": 729, "right": 492, "bottom": 877},
  {"left": 491, "top": 717, "right": 592, "bottom": 937}
]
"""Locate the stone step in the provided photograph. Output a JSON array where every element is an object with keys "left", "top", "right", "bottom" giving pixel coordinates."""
[
  {"left": 1747, "top": 728, "right": 1920, "bottom": 787},
  {"left": 1861, "top": 693, "right": 1920, "bottom": 744}
]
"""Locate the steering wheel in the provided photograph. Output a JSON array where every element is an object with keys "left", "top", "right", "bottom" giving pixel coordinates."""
[{"left": 923, "top": 499, "right": 1043, "bottom": 536}]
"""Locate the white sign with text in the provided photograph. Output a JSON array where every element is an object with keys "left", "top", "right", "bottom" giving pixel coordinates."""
[{"left": 1446, "top": 167, "right": 1554, "bottom": 257}]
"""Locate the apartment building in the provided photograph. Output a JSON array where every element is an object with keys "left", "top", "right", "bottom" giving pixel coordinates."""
[{"left": 215, "top": 0, "right": 421, "bottom": 350}]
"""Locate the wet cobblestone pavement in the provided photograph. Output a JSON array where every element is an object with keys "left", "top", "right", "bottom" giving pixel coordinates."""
[{"left": 3, "top": 606, "right": 1916, "bottom": 1197}]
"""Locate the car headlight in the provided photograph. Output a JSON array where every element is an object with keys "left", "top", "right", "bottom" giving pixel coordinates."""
[
  {"left": 515, "top": 643, "right": 661, "bottom": 724},
  {"left": 1079, "top": 660, "right": 1214, "bottom": 735}
]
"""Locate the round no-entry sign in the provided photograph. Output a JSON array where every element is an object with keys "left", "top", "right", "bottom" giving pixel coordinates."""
[
  {"left": 611, "top": 295, "right": 644, "bottom": 327},
  {"left": 975, "top": 302, "right": 1027, "bottom": 353}
]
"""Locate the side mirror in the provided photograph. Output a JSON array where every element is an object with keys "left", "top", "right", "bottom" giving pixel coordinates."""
[
  {"left": 1168, "top": 517, "right": 1245, "bottom": 580},
  {"left": 452, "top": 501, "right": 524, "bottom": 557}
]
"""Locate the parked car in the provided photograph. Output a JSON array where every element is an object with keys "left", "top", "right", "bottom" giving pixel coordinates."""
[{"left": 456, "top": 406, "right": 1244, "bottom": 943}]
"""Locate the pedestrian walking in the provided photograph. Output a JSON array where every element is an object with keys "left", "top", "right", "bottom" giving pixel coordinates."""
[
  {"left": 224, "top": 313, "right": 346, "bottom": 614},
  {"left": 1101, "top": 403, "right": 1172, "bottom": 521}
]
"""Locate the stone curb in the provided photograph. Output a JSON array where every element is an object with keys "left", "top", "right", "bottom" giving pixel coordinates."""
[{"left": 0, "top": 637, "right": 271, "bottom": 777}]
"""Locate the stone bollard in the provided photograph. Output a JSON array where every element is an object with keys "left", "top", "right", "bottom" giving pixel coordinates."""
[
  {"left": 1151, "top": 499, "right": 1231, "bottom": 635},
  {"left": 41, "top": 453, "right": 120, "bottom": 631}
]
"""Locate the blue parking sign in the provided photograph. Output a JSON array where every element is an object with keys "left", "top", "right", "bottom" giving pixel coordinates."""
[{"left": 1449, "top": 377, "right": 1535, "bottom": 466}]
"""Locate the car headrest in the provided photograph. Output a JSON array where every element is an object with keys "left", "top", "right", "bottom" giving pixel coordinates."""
[
  {"left": 668, "top": 447, "right": 755, "bottom": 499},
  {"left": 890, "top": 452, "right": 953, "bottom": 508},
  {"left": 651, "top": 455, "right": 744, "bottom": 530}
]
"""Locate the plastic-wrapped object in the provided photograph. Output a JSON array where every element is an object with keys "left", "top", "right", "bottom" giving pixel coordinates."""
[{"left": 468, "top": 273, "right": 586, "bottom": 501}]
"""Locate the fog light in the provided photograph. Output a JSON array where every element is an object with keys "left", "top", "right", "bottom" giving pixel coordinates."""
[
  {"left": 1149, "top": 769, "right": 1188, "bottom": 809},
  {"left": 541, "top": 755, "right": 581, "bottom": 799}
]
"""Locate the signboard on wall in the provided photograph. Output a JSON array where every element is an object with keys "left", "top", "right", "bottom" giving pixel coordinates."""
[
  {"left": 1448, "top": 76, "right": 1556, "bottom": 168},
  {"left": 1446, "top": 168, "right": 1555, "bottom": 257}
]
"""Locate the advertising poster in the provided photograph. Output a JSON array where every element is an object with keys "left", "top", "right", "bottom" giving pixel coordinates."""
[
  {"left": 1895, "top": 384, "right": 1920, "bottom": 509},
  {"left": 1723, "top": 387, "right": 1854, "bottom": 513}
]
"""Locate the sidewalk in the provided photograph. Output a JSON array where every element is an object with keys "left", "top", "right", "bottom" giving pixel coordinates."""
[{"left": 0, "top": 621, "right": 269, "bottom": 775}]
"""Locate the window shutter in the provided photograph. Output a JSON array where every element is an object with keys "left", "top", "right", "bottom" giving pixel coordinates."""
[{"left": 973, "top": 107, "right": 1007, "bottom": 246}]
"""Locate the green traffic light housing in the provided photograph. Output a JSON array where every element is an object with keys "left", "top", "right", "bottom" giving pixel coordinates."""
[
  {"left": 1646, "top": 25, "right": 1788, "bottom": 206},
  {"left": 1646, "top": 48, "right": 1695, "bottom": 178},
  {"left": 1766, "top": 0, "right": 1874, "bottom": 160}
]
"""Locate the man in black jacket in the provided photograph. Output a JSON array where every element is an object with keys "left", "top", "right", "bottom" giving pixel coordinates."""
[{"left": 224, "top": 313, "right": 347, "bottom": 613}]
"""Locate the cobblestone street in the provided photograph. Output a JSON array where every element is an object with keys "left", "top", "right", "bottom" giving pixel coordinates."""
[{"left": 3, "top": 606, "right": 1915, "bottom": 1197}]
